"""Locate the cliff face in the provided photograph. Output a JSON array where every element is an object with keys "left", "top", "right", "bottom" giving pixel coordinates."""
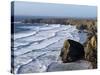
[{"left": 21, "top": 18, "right": 97, "bottom": 25}]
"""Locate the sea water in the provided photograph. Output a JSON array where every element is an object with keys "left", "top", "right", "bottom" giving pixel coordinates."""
[{"left": 11, "top": 22, "right": 87, "bottom": 73}]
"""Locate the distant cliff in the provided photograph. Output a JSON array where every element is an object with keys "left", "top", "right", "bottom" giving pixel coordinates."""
[{"left": 21, "top": 18, "right": 97, "bottom": 33}]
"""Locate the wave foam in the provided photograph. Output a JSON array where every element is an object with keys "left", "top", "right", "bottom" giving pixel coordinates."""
[{"left": 12, "top": 24, "right": 87, "bottom": 73}]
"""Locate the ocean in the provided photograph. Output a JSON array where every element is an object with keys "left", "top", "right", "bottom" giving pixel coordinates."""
[{"left": 11, "top": 16, "right": 87, "bottom": 73}]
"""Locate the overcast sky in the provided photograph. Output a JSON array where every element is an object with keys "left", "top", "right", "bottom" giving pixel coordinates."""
[{"left": 13, "top": 1, "right": 97, "bottom": 18}]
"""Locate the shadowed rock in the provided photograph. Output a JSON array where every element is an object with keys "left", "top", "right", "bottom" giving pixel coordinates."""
[{"left": 60, "top": 39, "right": 85, "bottom": 63}]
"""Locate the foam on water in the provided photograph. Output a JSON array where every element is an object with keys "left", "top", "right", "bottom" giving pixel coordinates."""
[
  {"left": 12, "top": 23, "right": 87, "bottom": 73},
  {"left": 13, "top": 31, "right": 37, "bottom": 40}
]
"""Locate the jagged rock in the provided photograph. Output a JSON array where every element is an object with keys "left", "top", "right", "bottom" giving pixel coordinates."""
[{"left": 84, "top": 34, "right": 97, "bottom": 68}]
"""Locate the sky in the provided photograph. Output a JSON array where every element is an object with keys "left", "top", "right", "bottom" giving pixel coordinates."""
[{"left": 12, "top": 1, "right": 97, "bottom": 18}]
